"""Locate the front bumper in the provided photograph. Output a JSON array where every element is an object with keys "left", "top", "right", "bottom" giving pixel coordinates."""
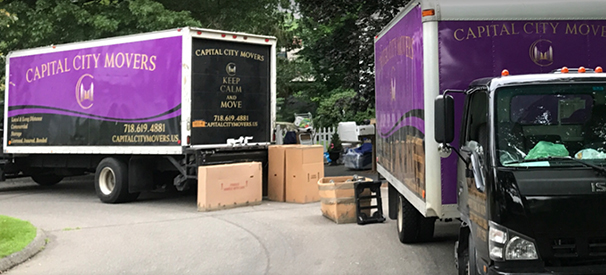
[{"left": 488, "top": 263, "right": 606, "bottom": 275}]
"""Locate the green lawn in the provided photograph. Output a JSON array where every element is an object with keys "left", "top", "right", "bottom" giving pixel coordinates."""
[{"left": 0, "top": 215, "right": 37, "bottom": 258}]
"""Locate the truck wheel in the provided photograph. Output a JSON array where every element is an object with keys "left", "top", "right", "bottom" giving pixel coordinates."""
[
  {"left": 458, "top": 245, "right": 469, "bottom": 275},
  {"left": 397, "top": 194, "right": 420, "bottom": 243},
  {"left": 31, "top": 174, "right": 64, "bottom": 186},
  {"left": 95, "top": 158, "right": 139, "bottom": 203}
]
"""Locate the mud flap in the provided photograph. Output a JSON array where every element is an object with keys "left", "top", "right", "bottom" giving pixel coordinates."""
[{"left": 129, "top": 157, "right": 154, "bottom": 193}]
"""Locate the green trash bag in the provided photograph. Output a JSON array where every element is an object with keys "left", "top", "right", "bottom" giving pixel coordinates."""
[{"left": 525, "top": 141, "right": 570, "bottom": 160}]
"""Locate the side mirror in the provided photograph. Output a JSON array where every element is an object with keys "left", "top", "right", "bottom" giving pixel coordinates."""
[{"left": 435, "top": 94, "right": 455, "bottom": 144}]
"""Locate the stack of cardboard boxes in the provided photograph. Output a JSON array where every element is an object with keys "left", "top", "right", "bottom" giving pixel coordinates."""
[
  {"left": 195, "top": 144, "right": 325, "bottom": 212},
  {"left": 268, "top": 145, "right": 325, "bottom": 203}
]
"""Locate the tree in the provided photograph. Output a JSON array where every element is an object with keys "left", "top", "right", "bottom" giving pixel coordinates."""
[
  {"left": 0, "top": 5, "right": 17, "bottom": 96},
  {"left": 275, "top": 56, "right": 322, "bottom": 122},
  {"left": 295, "top": 0, "right": 410, "bottom": 114},
  {"left": 156, "top": 0, "right": 298, "bottom": 50}
]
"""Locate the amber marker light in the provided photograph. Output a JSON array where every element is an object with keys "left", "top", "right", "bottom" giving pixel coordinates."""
[
  {"left": 561, "top": 67, "right": 569, "bottom": 73},
  {"left": 422, "top": 9, "right": 435, "bottom": 17},
  {"left": 501, "top": 69, "right": 509, "bottom": 76},
  {"left": 579, "top": 66, "right": 587, "bottom": 73},
  {"left": 596, "top": 66, "right": 603, "bottom": 73}
]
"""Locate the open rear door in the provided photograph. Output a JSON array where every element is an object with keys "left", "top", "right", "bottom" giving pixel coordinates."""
[{"left": 190, "top": 38, "right": 271, "bottom": 146}]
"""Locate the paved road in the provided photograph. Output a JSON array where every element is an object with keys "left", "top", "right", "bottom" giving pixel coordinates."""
[{"left": 0, "top": 167, "right": 459, "bottom": 275}]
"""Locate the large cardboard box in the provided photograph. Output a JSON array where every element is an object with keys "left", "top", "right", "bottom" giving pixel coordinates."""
[
  {"left": 197, "top": 162, "right": 262, "bottom": 212},
  {"left": 284, "top": 145, "right": 324, "bottom": 203},
  {"left": 318, "top": 176, "right": 371, "bottom": 224},
  {"left": 267, "top": 145, "right": 297, "bottom": 201}
]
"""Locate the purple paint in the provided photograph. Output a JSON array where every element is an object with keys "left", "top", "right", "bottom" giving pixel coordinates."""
[
  {"left": 375, "top": 6, "right": 424, "bottom": 138},
  {"left": 7, "top": 108, "right": 180, "bottom": 123},
  {"left": 8, "top": 36, "right": 182, "bottom": 119},
  {"left": 438, "top": 20, "right": 606, "bottom": 205}
]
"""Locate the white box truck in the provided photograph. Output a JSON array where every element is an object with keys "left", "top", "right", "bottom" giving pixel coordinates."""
[{"left": 3, "top": 27, "right": 276, "bottom": 203}]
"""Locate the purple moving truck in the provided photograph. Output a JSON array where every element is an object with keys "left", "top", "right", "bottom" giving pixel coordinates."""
[
  {"left": 375, "top": 1, "right": 606, "bottom": 273},
  {"left": 3, "top": 27, "right": 276, "bottom": 203}
]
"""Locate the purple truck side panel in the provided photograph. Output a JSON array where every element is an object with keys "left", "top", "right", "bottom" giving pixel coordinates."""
[
  {"left": 376, "top": 6, "right": 425, "bottom": 138},
  {"left": 8, "top": 36, "right": 182, "bottom": 121},
  {"left": 438, "top": 20, "right": 606, "bottom": 205},
  {"left": 375, "top": 6, "right": 426, "bottom": 202}
]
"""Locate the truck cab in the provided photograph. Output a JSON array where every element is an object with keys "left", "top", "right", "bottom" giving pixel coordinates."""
[{"left": 437, "top": 68, "right": 606, "bottom": 274}]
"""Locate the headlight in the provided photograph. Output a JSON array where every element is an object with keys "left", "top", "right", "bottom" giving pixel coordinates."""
[
  {"left": 489, "top": 222, "right": 538, "bottom": 261},
  {"left": 489, "top": 226, "right": 506, "bottom": 260},
  {"left": 506, "top": 236, "right": 538, "bottom": 260}
]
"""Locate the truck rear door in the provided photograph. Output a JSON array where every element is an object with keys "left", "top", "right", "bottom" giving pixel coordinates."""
[{"left": 190, "top": 38, "right": 271, "bottom": 146}]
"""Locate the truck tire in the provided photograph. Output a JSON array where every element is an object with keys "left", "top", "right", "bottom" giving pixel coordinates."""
[
  {"left": 387, "top": 183, "right": 398, "bottom": 220},
  {"left": 31, "top": 174, "right": 64, "bottom": 186},
  {"left": 95, "top": 158, "right": 140, "bottom": 203},
  {"left": 458, "top": 245, "right": 469, "bottom": 275},
  {"left": 397, "top": 194, "right": 420, "bottom": 243}
]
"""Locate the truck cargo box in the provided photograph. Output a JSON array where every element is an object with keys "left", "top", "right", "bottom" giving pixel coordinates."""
[{"left": 4, "top": 27, "right": 276, "bottom": 155}]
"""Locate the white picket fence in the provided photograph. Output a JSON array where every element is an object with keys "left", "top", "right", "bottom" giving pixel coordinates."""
[
  {"left": 314, "top": 127, "right": 336, "bottom": 152},
  {"left": 275, "top": 125, "right": 336, "bottom": 152}
]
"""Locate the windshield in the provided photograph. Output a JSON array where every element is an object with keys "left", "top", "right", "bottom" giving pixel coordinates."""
[{"left": 495, "top": 83, "right": 606, "bottom": 167}]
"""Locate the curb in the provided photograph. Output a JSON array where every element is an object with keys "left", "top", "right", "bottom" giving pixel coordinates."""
[{"left": 0, "top": 227, "right": 47, "bottom": 273}]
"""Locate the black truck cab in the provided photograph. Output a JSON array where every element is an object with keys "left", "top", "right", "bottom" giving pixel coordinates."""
[{"left": 437, "top": 70, "right": 606, "bottom": 274}]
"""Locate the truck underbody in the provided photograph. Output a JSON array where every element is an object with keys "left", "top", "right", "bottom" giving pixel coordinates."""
[{"left": 2, "top": 146, "right": 268, "bottom": 203}]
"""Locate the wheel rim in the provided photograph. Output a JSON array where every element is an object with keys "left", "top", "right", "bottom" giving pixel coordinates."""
[
  {"left": 99, "top": 167, "right": 116, "bottom": 195},
  {"left": 397, "top": 196, "right": 403, "bottom": 232}
]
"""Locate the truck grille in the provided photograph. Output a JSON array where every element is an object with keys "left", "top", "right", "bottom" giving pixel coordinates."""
[
  {"left": 545, "top": 237, "right": 606, "bottom": 267},
  {"left": 589, "top": 238, "right": 606, "bottom": 257},
  {"left": 552, "top": 238, "right": 577, "bottom": 258}
]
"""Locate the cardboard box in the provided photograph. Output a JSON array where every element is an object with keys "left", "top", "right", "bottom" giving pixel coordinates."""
[
  {"left": 268, "top": 145, "right": 324, "bottom": 203},
  {"left": 318, "top": 176, "right": 371, "bottom": 224},
  {"left": 284, "top": 145, "right": 324, "bottom": 203},
  {"left": 197, "top": 162, "right": 262, "bottom": 212},
  {"left": 267, "top": 145, "right": 297, "bottom": 202}
]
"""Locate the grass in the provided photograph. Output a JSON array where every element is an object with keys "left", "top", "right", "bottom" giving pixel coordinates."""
[{"left": 0, "top": 215, "right": 37, "bottom": 258}]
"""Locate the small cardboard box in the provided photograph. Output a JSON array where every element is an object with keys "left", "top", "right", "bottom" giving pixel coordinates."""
[
  {"left": 267, "top": 145, "right": 298, "bottom": 202},
  {"left": 284, "top": 145, "right": 324, "bottom": 203},
  {"left": 197, "top": 162, "right": 262, "bottom": 212},
  {"left": 318, "top": 176, "right": 371, "bottom": 224}
]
